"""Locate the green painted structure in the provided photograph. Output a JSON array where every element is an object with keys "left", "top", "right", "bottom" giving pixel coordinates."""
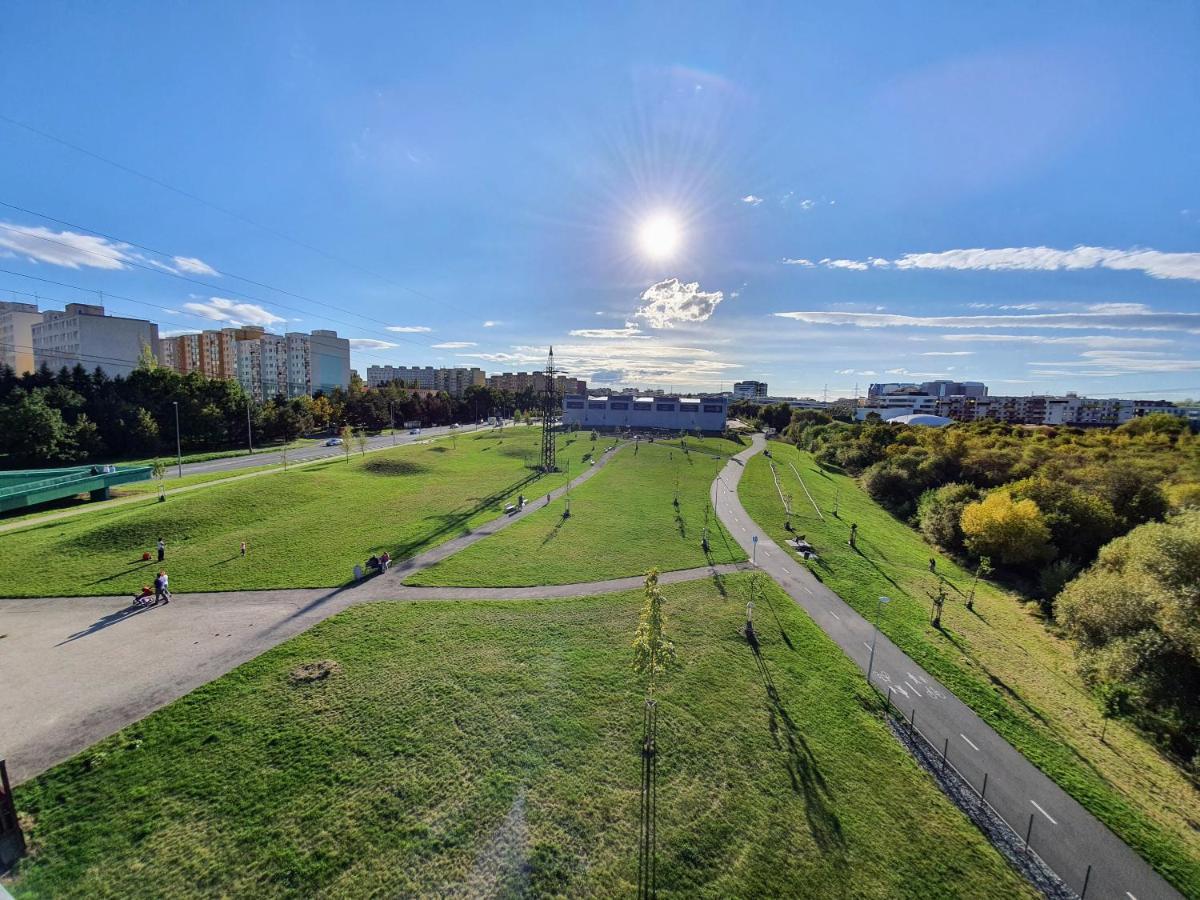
[{"left": 0, "top": 465, "right": 152, "bottom": 513}]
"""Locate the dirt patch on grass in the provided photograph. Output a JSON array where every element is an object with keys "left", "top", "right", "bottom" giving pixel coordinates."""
[
  {"left": 364, "top": 458, "right": 430, "bottom": 476},
  {"left": 288, "top": 660, "right": 342, "bottom": 683}
]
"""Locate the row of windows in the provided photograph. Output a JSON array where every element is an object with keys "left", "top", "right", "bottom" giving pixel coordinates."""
[{"left": 564, "top": 402, "right": 725, "bottom": 414}]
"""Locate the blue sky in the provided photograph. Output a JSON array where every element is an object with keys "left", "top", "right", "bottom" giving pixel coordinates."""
[{"left": 2, "top": 1, "right": 1198, "bottom": 398}]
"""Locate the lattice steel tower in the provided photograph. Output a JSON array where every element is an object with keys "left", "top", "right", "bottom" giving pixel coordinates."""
[{"left": 539, "top": 346, "right": 558, "bottom": 472}]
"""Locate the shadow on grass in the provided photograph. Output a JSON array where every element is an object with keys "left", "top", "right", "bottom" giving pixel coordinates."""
[
  {"left": 87, "top": 559, "right": 156, "bottom": 586},
  {"left": 540, "top": 514, "right": 569, "bottom": 547},
  {"left": 746, "top": 626, "right": 844, "bottom": 852}
]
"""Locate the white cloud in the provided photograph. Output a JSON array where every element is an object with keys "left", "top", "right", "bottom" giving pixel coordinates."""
[
  {"left": 919, "top": 351, "right": 974, "bottom": 356},
  {"left": 796, "top": 245, "right": 1200, "bottom": 281},
  {"left": 998, "top": 303, "right": 1040, "bottom": 310},
  {"left": 942, "top": 333, "right": 1172, "bottom": 348},
  {"left": 741, "top": 195, "right": 764, "bottom": 206},
  {"left": 349, "top": 338, "right": 399, "bottom": 350},
  {"left": 171, "top": 256, "right": 218, "bottom": 276},
  {"left": 1087, "top": 302, "right": 1149, "bottom": 314},
  {"left": 819, "top": 258, "right": 870, "bottom": 271},
  {"left": 798, "top": 199, "right": 816, "bottom": 210},
  {"left": 772, "top": 309, "right": 1200, "bottom": 333},
  {"left": 568, "top": 325, "right": 644, "bottom": 338},
  {"left": 182, "top": 297, "right": 285, "bottom": 327},
  {"left": 0, "top": 223, "right": 130, "bottom": 270},
  {"left": 430, "top": 341, "right": 477, "bottom": 349},
  {"left": 782, "top": 258, "right": 814, "bottom": 267},
  {"left": 482, "top": 320, "right": 499, "bottom": 328},
  {"left": 633, "top": 278, "right": 725, "bottom": 329},
  {"left": 1028, "top": 350, "right": 1200, "bottom": 374},
  {"left": 386, "top": 325, "right": 433, "bottom": 333}
]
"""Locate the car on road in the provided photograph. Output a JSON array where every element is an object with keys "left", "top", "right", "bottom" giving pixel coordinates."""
[
  {"left": 325, "top": 437, "right": 343, "bottom": 446},
  {"left": 450, "top": 423, "right": 460, "bottom": 429},
  {"left": 409, "top": 428, "right": 421, "bottom": 434}
]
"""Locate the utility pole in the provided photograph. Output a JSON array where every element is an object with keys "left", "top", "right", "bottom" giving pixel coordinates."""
[
  {"left": 172, "top": 401, "right": 182, "bottom": 477},
  {"left": 246, "top": 398, "right": 253, "bottom": 454}
]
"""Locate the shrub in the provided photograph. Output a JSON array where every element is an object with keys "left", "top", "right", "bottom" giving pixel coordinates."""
[
  {"left": 960, "top": 491, "right": 1053, "bottom": 566},
  {"left": 917, "top": 482, "right": 979, "bottom": 553}
]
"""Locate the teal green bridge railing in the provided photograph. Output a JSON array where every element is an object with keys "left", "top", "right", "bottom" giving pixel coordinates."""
[{"left": 0, "top": 465, "right": 152, "bottom": 513}]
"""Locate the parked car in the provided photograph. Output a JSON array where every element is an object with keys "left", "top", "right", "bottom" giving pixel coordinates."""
[
  {"left": 450, "top": 423, "right": 460, "bottom": 429},
  {"left": 409, "top": 428, "right": 421, "bottom": 435},
  {"left": 325, "top": 437, "right": 343, "bottom": 446}
]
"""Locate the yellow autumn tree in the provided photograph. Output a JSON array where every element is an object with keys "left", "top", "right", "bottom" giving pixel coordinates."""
[{"left": 960, "top": 490, "right": 1052, "bottom": 566}]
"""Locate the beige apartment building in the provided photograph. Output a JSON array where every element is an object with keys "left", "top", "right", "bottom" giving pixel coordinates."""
[{"left": 487, "top": 371, "right": 586, "bottom": 395}]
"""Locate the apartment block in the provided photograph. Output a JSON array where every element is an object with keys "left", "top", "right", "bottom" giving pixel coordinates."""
[
  {"left": 31, "top": 303, "right": 159, "bottom": 378},
  {"left": 732, "top": 380, "right": 768, "bottom": 399},
  {"left": 0, "top": 300, "right": 43, "bottom": 375},
  {"left": 486, "top": 371, "right": 586, "bottom": 395},
  {"left": 367, "top": 365, "right": 485, "bottom": 397}
]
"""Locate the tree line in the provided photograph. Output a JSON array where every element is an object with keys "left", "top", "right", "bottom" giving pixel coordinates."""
[
  {"left": 781, "top": 409, "right": 1200, "bottom": 765},
  {"left": 0, "top": 361, "right": 551, "bottom": 468}
]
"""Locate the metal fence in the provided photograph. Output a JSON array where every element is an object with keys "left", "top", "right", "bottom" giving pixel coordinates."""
[
  {"left": 882, "top": 690, "right": 1095, "bottom": 899},
  {"left": 0, "top": 760, "right": 25, "bottom": 869}
]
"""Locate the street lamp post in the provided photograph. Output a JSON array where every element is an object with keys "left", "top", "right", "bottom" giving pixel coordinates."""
[
  {"left": 866, "top": 596, "right": 891, "bottom": 685},
  {"left": 246, "top": 398, "right": 254, "bottom": 454},
  {"left": 172, "top": 401, "right": 182, "bottom": 477}
]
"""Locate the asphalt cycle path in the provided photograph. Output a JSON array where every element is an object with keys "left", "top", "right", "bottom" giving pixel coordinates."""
[{"left": 712, "top": 433, "right": 1180, "bottom": 900}]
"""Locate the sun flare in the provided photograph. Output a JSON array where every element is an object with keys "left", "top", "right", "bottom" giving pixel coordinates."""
[{"left": 637, "top": 212, "right": 682, "bottom": 260}]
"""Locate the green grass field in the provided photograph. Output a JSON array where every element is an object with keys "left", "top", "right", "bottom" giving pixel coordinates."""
[
  {"left": 407, "top": 437, "right": 746, "bottom": 586},
  {"left": 0, "top": 429, "right": 595, "bottom": 598},
  {"left": 739, "top": 441, "right": 1200, "bottom": 896},
  {"left": 8, "top": 575, "right": 1032, "bottom": 898}
]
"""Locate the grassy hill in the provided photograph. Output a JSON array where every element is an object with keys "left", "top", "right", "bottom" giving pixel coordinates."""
[
  {"left": 738, "top": 441, "right": 1200, "bottom": 897},
  {"left": 8, "top": 575, "right": 1032, "bottom": 898},
  {"left": 407, "top": 437, "right": 746, "bottom": 586}
]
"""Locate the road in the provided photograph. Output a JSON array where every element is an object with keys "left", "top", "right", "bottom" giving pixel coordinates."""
[{"left": 712, "top": 433, "right": 1180, "bottom": 900}]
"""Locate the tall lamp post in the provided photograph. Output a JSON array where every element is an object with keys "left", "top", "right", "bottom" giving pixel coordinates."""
[
  {"left": 246, "top": 397, "right": 254, "bottom": 454},
  {"left": 172, "top": 400, "right": 183, "bottom": 477},
  {"left": 866, "top": 595, "right": 891, "bottom": 685}
]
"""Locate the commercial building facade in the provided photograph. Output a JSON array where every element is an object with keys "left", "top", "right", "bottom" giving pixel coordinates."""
[
  {"left": 561, "top": 394, "right": 727, "bottom": 433},
  {"left": 733, "top": 380, "right": 768, "bottom": 400},
  {"left": 32, "top": 303, "right": 159, "bottom": 379},
  {"left": 0, "top": 300, "right": 43, "bottom": 375},
  {"left": 366, "top": 365, "right": 485, "bottom": 397},
  {"left": 487, "top": 371, "right": 586, "bottom": 395}
]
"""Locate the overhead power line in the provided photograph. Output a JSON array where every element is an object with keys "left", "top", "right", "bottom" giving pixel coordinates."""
[
  {"left": 0, "top": 112, "right": 456, "bottom": 311},
  {"left": 0, "top": 199, "right": 455, "bottom": 337}
]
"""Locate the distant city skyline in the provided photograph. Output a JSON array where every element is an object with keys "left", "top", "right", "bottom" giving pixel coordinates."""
[{"left": 2, "top": 4, "right": 1197, "bottom": 398}]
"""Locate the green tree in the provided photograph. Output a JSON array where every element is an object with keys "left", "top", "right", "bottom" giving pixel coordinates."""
[
  {"left": 355, "top": 428, "right": 369, "bottom": 457},
  {"left": 632, "top": 568, "right": 677, "bottom": 693},
  {"left": 0, "top": 389, "right": 76, "bottom": 464},
  {"left": 151, "top": 457, "right": 166, "bottom": 502},
  {"left": 1057, "top": 510, "right": 1200, "bottom": 759},
  {"left": 1009, "top": 476, "right": 1117, "bottom": 562},
  {"left": 960, "top": 490, "right": 1053, "bottom": 566},
  {"left": 917, "top": 482, "right": 980, "bottom": 553},
  {"left": 339, "top": 424, "right": 354, "bottom": 462}
]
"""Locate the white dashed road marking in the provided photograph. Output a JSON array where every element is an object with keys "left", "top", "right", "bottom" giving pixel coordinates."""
[
  {"left": 960, "top": 734, "right": 980, "bottom": 752},
  {"left": 1030, "top": 801, "right": 1058, "bottom": 825},
  {"left": 829, "top": 611, "right": 840, "bottom": 620}
]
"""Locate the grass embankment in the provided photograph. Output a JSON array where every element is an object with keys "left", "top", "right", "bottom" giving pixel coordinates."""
[
  {"left": 739, "top": 441, "right": 1200, "bottom": 896},
  {"left": 0, "top": 429, "right": 592, "bottom": 598},
  {"left": 407, "top": 437, "right": 746, "bottom": 586},
  {"left": 8, "top": 575, "right": 1032, "bottom": 898}
]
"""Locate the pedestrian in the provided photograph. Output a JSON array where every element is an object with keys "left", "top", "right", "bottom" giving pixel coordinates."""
[
  {"left": 240, "top": 541, "right": 247, "bottom": 557},
  {"left": 155, "top": 569, "right": 171, "bottom": 604},
  {"left": 157, "top": 538, "right": 165, "bottom": 562},
  {"left": 929, "top": 557, "right": 936, "bottom": 572},
  {"left": 380, "top": 550, "right": 391, "bottom": 571}
]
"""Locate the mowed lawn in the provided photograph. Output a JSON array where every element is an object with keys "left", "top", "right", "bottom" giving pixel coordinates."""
[
  {"left": 0, "top": 428, "right": 594, "bottom": 598},
  {"left": 9, "top": 576, "right": 1032, "bottom": 898},
  {"left": 739, "top": 442, "right": 1200, "bottom": 897},
  {"left": 407, "top": 437, "right": 746, "bottom": 586}
]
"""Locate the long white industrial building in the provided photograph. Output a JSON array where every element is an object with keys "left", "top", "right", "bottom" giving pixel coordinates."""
[{"left": 561, "top": 394, "right": 727, "bottom": 433}]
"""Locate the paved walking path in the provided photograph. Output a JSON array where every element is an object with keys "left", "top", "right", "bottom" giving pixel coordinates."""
[{"left": 713, "top": 434, "right": 1180, "bottom": 900}]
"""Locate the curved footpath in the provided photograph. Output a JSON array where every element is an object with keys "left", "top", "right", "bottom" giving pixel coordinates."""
[
  {"left": 713, "top": 434, "right": 1180, "bottom": 900},
  {"left": 0, "top": 439, "right": 744, "bottom": 783}
]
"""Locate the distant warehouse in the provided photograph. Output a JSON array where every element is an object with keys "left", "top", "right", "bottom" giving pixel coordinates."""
[{"left": 561, "top": 394, "right": 727, "bottom": 433}]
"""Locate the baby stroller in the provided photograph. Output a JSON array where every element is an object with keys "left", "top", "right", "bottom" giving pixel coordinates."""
[{"left": 132, "top": 585, "right": 155, "bottom": 607}]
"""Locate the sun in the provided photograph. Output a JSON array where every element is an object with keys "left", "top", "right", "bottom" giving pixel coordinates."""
[{"left": 637, "top": 212, "right": 682, "bottom": 260}]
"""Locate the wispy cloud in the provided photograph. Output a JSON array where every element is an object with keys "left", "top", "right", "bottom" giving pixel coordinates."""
[
  {"left": 386, "top": 325, "right": 433, "bottom": 333},
  {"left": 787, "top": 245, "right": 1200, "bottom": 281},
  {"left": 820, "top": 257, "right": 869, "bottom": 271},
  {"left": 0, "top": 223, "right": 130, "bottom": 270},
  {"left": 349, "top": 338, "right": 399, "bottom": 350},
  {"left": 169, "top": 256, "right": 219, "bottom": 276},
  {"left": 182, "top": 297, "right": 285, "bottom": 327},
  {"left": 430, "top": 341, "right": 477, "bottom": 349},
  {"left": 634, "top": 278, "right": 724, "bottom": 328},
  {"left": 482, "top": 320, "right": 499, "bottom": 328},
  {"left": 1028, "top": 350, "right": 1200, "bottom": 374},
  {"left": 782, "top": 258, "right": 814, "bottom": 267},
  {"left": 568, "top": 325, "right": 644, "bottom": 338},
  {"left": 919, "top": 351, "right": 974, "bottom": 356},
  {"left": 773, "top": 309, "right": 1200, "bottom": 333},
  {"left": 741, "top": 195, "right": 764, "bottom": 206},
  {"left": 941, "top": 333, "right": 1172, "bottom": 348}
]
